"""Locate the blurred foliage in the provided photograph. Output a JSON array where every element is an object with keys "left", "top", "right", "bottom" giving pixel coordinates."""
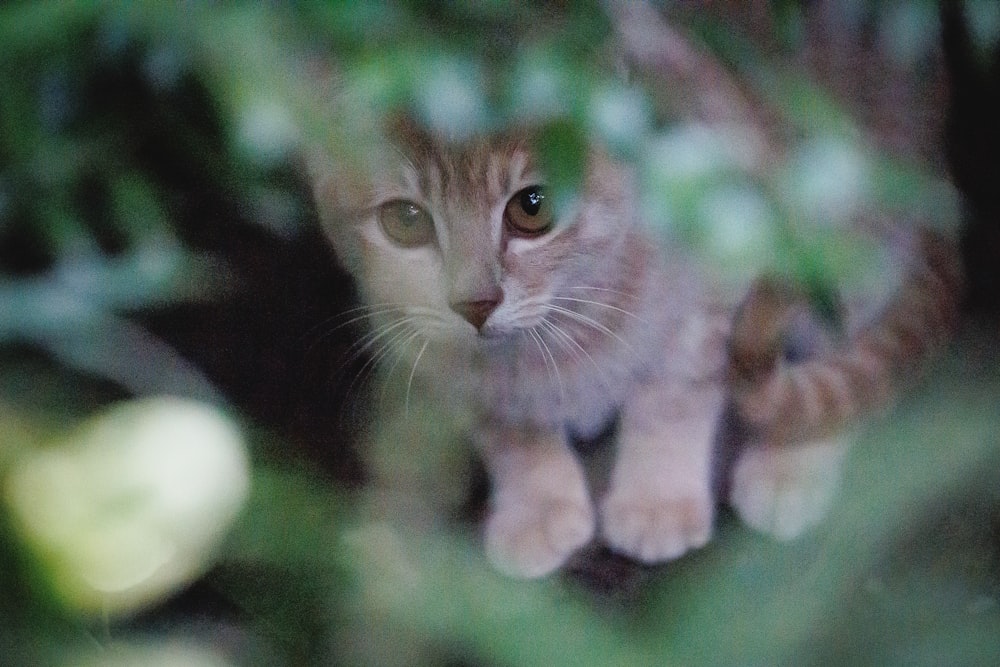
[{"left": 1, "top": 1, "right": 999, "bottom": 666}]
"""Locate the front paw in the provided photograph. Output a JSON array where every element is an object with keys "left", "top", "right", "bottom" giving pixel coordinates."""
[
  {"left": 730, "top": 438, "right": 847, "bottom": 540},
  {"left": 485, "top": 495, "right": 595, "bottom": 579},
  {"left": 600, "top": 491, "right": 713, "bottom": 563}
]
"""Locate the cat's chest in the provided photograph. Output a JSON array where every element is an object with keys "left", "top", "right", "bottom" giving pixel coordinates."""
[
  {"left": 406, "top": 332, "right": 635, "bottom": 434},
  {"left": 479, "top": 339, "right": 635, "bottom": 435},
  {"left": 416, "top": 310, "right": 723, "bottom": 436}
]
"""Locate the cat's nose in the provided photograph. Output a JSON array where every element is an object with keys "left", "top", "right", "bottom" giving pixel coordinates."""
[{"left": 451, "top": 298, "right": 500, "bottom": 331}]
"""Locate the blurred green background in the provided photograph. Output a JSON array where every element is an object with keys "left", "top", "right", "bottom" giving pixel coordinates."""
[{"left": 1, "top": 1, "right": 999, "bottom": 665}]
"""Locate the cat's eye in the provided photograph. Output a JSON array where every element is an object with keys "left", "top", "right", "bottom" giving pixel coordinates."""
[
  {"left": 505, "top": 186, "right": 553, "bottom": 237},
  {"left": 377, "top": 199, "right": 436, "bottom": 247}
]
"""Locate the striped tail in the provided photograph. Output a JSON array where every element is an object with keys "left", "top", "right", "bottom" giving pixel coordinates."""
[{"left": 727, "top": 229, "right": 964, "bottom": 445}]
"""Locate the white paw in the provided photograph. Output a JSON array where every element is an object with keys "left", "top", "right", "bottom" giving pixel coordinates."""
[
  {"left": 730, "top": 438, "right": 847, "bottom": 540},
  {"left": 485, "top": 495, "right": 595, "bottom": 579},
  {"left": 600, "top": 491, "right": 714, "bottom": 563}
]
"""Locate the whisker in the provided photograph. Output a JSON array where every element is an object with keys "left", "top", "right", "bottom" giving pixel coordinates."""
[
  {"left": 538, "top": 318, "right": 578, "bottom": 361},
  {"left": 551, "top": 296, "right": 646, "bottom": 323},
  {"left": 302, "top": 303, "right": 400, "bottom": 338},
  {"left": 524, "top": 328, "right": 550, "bottom": 385},
  {"left": 342, "top": 318, "right": 418, "bottom": 399},
  {"left": 326, "top": 305, "right": 407, "bottom": 337},
  {"left": 405, "top": 336, "right": 430, "bottom": 418},
  {"left": 540, "top": 328, "right": 567, "bottom": 403},
  {"left": 302, "top": 303, "right": 404, "bottom": 356},
  {"left": 367, "top": 322, "right": 421, "bottom": 376},
  {"left": 565, "top": 285, "right": 640, "bottom": 300},
  {"left": 317, "top": 304, "right": 421, "bottom": 430},
  {"left": 379, "top": 327, "right": 426, "bottom": 400},
  {"left": 544, "top": 304, "right": 634, "bottom": 351},
  {"left": 343, "top": 316, "right": 415, "bottom": 363},
  {"left": 540, "top": 316, "right": 602, "bottom": 375},
  {"left": 530, "top": 326, "right": 565, "bottom": 402}
]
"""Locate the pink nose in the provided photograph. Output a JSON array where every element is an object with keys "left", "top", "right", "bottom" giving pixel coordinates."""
[{"left": 451, "top": 299, "right": 499, "bottom": 331}]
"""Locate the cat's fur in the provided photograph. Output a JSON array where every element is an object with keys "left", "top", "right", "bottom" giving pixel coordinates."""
[
  {"left": 725, "top": 227, "right": 962, "bottom": 537},
  {"left": 309, "top": 120, "right": 961, "bottom": 577}
]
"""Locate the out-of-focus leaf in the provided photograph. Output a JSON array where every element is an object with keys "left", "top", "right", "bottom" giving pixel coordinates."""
[
  {"left": 966, "top": 0, "right": 1000, "bottom": 60},
  {"left": 534, "top": 118, "right": 588, "bottom": 218}
]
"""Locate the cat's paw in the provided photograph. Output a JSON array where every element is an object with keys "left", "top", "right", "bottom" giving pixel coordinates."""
[
  {"left": 600, "top": 491, "right": 714, "bottom": 563},
  {"left": 485, "top": 495, "right": 595, "bottom": 579},
  {"left": 730, "top": 438, "right": 847, "bottom": 540}
]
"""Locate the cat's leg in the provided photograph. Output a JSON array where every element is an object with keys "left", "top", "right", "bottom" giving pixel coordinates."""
[
  {"left": 361, "top": 395, "right": 474, "bottom": 529},
  {"left": 730, "top": 434, "right": 850, "bottom": 540},
  {"left": 601, "top": 380, "right": 723, "bottom": 563},
  {"left": 344, "top": 398, "right": 475, "bottom": 666},
  {"left": 477, "top": 423, "right": 595, "bottom": 578}
]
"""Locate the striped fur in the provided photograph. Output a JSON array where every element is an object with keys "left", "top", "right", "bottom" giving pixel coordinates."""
[{"left": 728, "top": 229, "right": 963, "bottom": 446}]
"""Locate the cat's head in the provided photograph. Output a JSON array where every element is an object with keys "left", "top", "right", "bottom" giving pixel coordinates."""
[{"left": 311, "top": 120, "right": 638, "bottom": 344}]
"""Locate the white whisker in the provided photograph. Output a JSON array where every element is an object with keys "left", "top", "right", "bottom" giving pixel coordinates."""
[
  {"left": 540, "top": 316, "right": 602, "bottom": 375},
  {"left": 343, "top": 318, "right": 418, "bottom": 398},
  {"left": 565, "top": 285, "right": 640, "bottom": 300},
  {"left": 525, "top": 328, "right": 550, "bottom": 384},
  {"left": 345, "top": 316, "right": 415, "bottom": 360},
  {"left": 305, "top": 303, "right": 401, "bottom": 337},
  {"left": 551, "top": 296, "right": 646, "bottom": 322},
  {"left": 328, "top": 305, "right": 408, "bottom": 333},
  {"left": 379, "top": 328, "right": 426, "bottom": 398},
  {"left": 368, "top": 323, "right": 421, "bottom": 374},
  {"left": 544, "top": 304, "right": 634, "bottom": 351},
  {"left": 405, "top": 337, "right": 430, "bottom": 418},
  {"left": 538, "top": 318, "right": 578, "bottom": 361},
  {"left": 301, "top": 303, "right": 405, "bottom": 357},
  {"left": 530, "top": 326, "right": 565, "bottom": 402}
]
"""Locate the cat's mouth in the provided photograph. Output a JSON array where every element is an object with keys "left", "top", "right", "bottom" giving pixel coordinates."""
[
  {"left": 475, "top": 322, "right": 509, "bottom": 340},
  {"left": 445, "top": 308, "right": 548, "bottom": 344},
  {"left": 475, "top": 316, "right": 546, "bottom": 345}
]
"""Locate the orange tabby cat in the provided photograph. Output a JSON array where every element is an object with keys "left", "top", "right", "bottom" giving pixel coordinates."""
[{"left": 309, "top": 117, "right": 961, "bottom": 577}]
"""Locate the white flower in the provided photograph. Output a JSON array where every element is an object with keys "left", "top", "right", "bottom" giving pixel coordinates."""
[{"left": 5, "top": 397, "right": 250, "bottom": 618}]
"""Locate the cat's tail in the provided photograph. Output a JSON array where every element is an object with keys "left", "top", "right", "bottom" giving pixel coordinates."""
[{"left": 727, "top": 228, "right": 964, "bottom": 445}]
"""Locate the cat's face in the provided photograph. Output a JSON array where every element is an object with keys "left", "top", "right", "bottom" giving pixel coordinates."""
[{"left": 313, "top": 125, "right": 636, "bottom": 345}]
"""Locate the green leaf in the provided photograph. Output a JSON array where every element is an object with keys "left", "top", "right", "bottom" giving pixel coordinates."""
[{"left": 534, "top": 118, "right": 588, "bottom": 218}]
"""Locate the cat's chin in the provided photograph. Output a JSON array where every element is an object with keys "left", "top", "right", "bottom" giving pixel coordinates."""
[{"left": 479, "top": 317, "right": 547, "bottom": 339}]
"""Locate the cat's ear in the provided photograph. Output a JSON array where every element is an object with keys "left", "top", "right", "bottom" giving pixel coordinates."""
[
  {"left": 384, "top": 111, "right": 436, "bottom": 159},
  {"left": 305, "top": 145, "right": 374, "bottom": 218}
]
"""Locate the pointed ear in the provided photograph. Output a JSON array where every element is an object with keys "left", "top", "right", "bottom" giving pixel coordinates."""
[
  {"left": 306, "top": 110, "right": 433, "bottom": 218},
  {"left": 384, "top": 110, "right": 437, "bottom": 158},
  {"left": 305, "top": 146, "right": 374, "bottom": 218}
]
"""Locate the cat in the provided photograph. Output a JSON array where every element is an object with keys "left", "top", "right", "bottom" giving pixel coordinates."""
[{"left": 308, "top": 117, "right": 961, "bottom": 578}]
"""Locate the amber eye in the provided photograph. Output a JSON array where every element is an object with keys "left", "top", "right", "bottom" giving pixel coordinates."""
[
  {"left": 377, "top": 199, "right": 435, "bottom": 247},
  {"left": 505, "top": 186, "right": 553, "bottom": 236}
]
